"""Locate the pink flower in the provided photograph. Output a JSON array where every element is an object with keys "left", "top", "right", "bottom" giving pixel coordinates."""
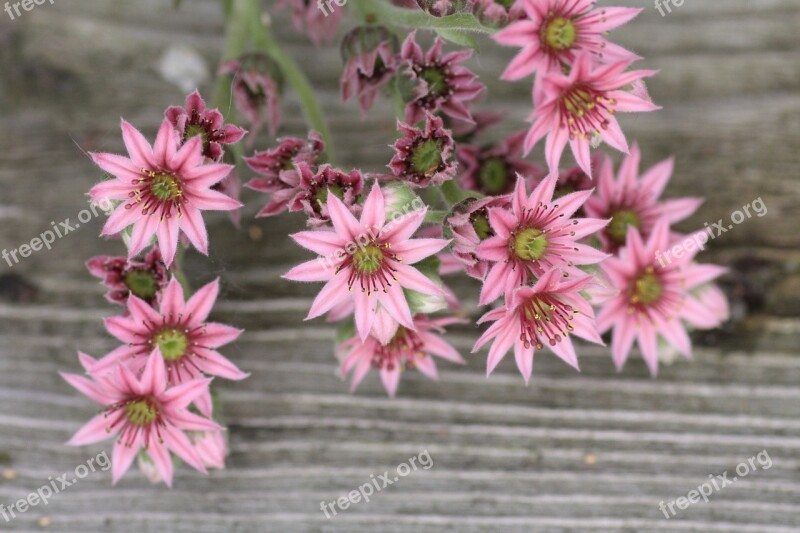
[
  {"left": 472, "top": 268, "right": 603, "bottom": 383},
  {"left": 446, "top": 195, "right": 511, "bottom": 280},
  {"left": 212, "top": 169, "right": 243, "bottom": 228},
  {"left": 400, "top": 32, "right": 485, "bottom": 125},
  {"left": 415, "top": 0, "right": 466, "bottom": 17},
  {"left": 524, "top": 54, "right": 659, "bottom": 177},
  {"left": 164, "top": 90, "right": 246, "bottom": 161},
  {"left": 456, "top": 131, "right": 544, "bottom": 195},
  {"left": 291, "top": 163, "right": 364, "bottom": 226},
  {"left": 89, "top": 119, "right": 241, "bottom": 266},
  {"left": 245, "top": 132, "right": 325, "bottom": 217},
  {"left": 475, "top": 176, "right": 609, "bottom": 305},
  {"left": 278, "top": 0, "right": 342, "bottom": 46},
  {"left": 584, "top": 145, "right": 703, "bottom": 252},
  {"left": 89, "top": 278, "right": 247, "bottom": 417},
  {"left": 219, "top": 57, "right": 282, "bottom": 141},
  {"left": 472, "top": 0, "right": 526, "bottom": 27},
  {"left": 137, "top": 429, "right": 227, "bottom": 484},
  {"left": 596, "top": 221, "right": 729, "bottom": 375},
  {"left": 495, "top": 0, "right": 641, "bottom": 97},
  {"left": 86, "top": 247, "right": 169, "bottom": 306},
  {"left": 191, "top": 430, "right": 227, "bottom": 469},
  {"left": 62, "top": 351, "right": 222, "bottom": 486},
  {"left": 340, "top": 26, "right": 399, "bottom": 115},
  {"left": 388, "top": 113, "right": 457, "bottom": 188},
  {"left": 284, "top": 182, "right": 449, "bottom": 341},
  {"left": 339, "top": 315, "right": 465, "bottom": 396}
]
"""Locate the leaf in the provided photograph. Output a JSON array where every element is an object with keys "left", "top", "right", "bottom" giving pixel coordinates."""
[{"left": 435, "top": 29, "right": 480, "bottom": 51}]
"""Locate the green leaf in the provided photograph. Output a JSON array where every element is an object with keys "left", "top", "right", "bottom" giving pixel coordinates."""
[
  {"left": 435, "top": 29, "right": 480, "bottom": 51},
  {"left": 335, "top": 320, "right": 356, "bottom": 345}
]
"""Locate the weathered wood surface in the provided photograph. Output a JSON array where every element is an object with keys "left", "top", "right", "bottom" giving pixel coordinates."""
[{"left": 0, "top": 0, "right": 799, "bottom": 531}]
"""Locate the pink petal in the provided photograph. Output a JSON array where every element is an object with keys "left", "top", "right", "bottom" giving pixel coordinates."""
[
  {"left": 178, "top": 207, "right": 209, "bottom": 255},
  {"left": 121, "top": 119, "right": 155, "bottom": 169},
  {"left": 290, "top": 230, "right": 346, "bottom": 256},
  {"left": 101, "top": 204, "right": 141, "bottom": 237},
  {"left": 377, "top": 285, "right": 414, "bottom": 331},
  {"left": 380, "top": 366, "right": 401, "bottom": 397},
  {"left": 147, "top": 437, "right": 174, "bottom": 487},
  {"left": 395, "top": 264, "right": 445, "bottom": 296},
  {"left": 392, "top": 238, "right": 449, "bottom": 265},
  {"left": 161, "top": 423, "right": 207, "bottom": 473},
  {"left": 193, "top": 347, "right": 249, "bottom": 380},
  {"left": 153, "top": 119, "right": 177, "bottom": 163},
  {"left": 514, "top": 338, "right": 535, "bottom": 384},
  {"left": 486, "top": 321, "right": 517, "bottom": 376},
  {"left": 161, "top": 377, "right": 214, "bottom": 410},
  {"left": 611, "top": 318, "right": 636, "bottom": 370},
  {"left": 185, "top": 278, "right": 220, "bottom": 323},
  {"left": 637, "top": 323, "right": 659, "bottom": 376},
  {"left": 67, "top": 411, "right": 120, "bottom": 446},
  {"left": 104, "top": 316, "right": 143, "bottom": 344},
  {"left": 112, "top": 437, "right": 142, "bottom": 484},
  {"left": 160, "top": 277, "right": 186, "bottom": 318},
  {"left": 283, "top": 258, "right": 335, "bottom": 282},
  {"left": 360, "top": 182, "right": 386, "bottom": 232},
  {"left": 327, "top": 191, "right": 363, "bottom": 242},
  {"left": 353, "top": 290, "right": 378, "bottom": 341},
  {"left": 200, "top": 322, "right": 243, "bottom": 348},
  {"left": 306, "top": 274, "right": 351, "bottom": 320},
  {"left": 417, "top": 332, "right": 464, "bottom": 363}
]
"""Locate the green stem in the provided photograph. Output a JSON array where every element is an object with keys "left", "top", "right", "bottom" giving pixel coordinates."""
[
  {"left": 173, "top": 244, "right": 192, "bottom": 295},
  {"left": 441, "top": 180, "right": 483, "bottom": 204},
  {"left": 350, "top": 0, "right": 495, "bottom": 35},
  {"left": 213, "top": 0, "right": 252, "bottom": 115},
  {"left": 248, "top": 0, "right": 334, "bottom": 161}
]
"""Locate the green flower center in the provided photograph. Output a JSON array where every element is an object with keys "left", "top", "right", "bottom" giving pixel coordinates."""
[
  {"left": 150, "top": 172, "right": 183, "bottom": 202},
  {"left": 608, "top": 209, "right": 641, "bottom": 244},
  {"left": 563, "top": 85, "right": 597, "bottom": 118},
  {"left": 124, "top": 399, "right": 158, "bottom": 426},
  {"left": 471, "top": 212, "right": 493, "bottom": 241},
  {"left": 123, "top": 269, "right": 158, "bottom": 300},
  {"left": 313, "top": 184, "right": 345, "bottom": 210},
  {"left": 419, "top": 67, "right": 448, "bottom": 96},
  {"left": 411, "top": 139, "right": 443, "bottom": 176},
  {"left": 543, "top": 17, "right": 576, "bottom": 51},
  {"left": 513, "top": 227, "right": 548, "bottom": 261},
  {"left": 478, "top": 157, "right": 510, "bottom": 195},
  {"left": 633, "top": 270, "right": 662, "bottom": 306},
  {"left": 153, "top": 328, "right": 189, "bottom": 362},
  {"left": 353, "top": 244, "right": 384, "bottom": 274},
  {"left": 185, "top": 123, "right": 209, "bottom": 144}
]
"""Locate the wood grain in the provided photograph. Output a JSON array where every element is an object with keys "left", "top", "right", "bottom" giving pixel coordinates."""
[{"left": 0, "top": 0, "right": 798, "bottom": 531}]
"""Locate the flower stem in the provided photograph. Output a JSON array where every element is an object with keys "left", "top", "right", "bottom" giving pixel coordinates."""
[
  {"left": 247, "top": 0, "right": 335, "bottom": 162},
  {"left": 213, "top": 0, "right": 252, "bottom": 115}
]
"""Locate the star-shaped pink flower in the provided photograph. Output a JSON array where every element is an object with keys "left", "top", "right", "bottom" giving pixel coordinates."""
[
  {"left": 89, "top": 119, "right": 242, "bottom": 266},
  {"left": 62, "top": 351, "right": 221, "bottom": 486},
  {"left": 284, "top": 182, "right": 450, "bottom": 340}
]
